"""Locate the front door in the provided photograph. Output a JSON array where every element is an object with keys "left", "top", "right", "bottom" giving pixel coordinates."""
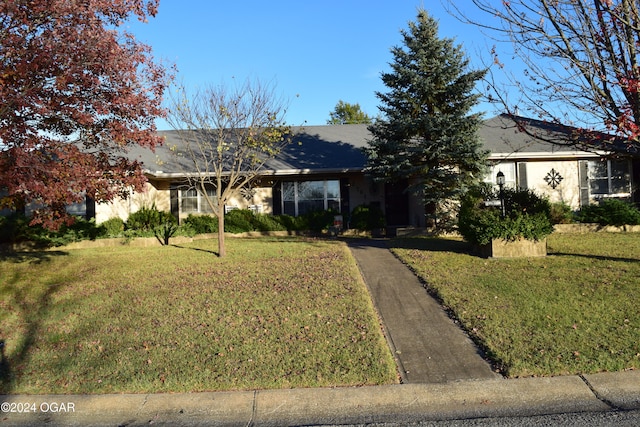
[{"left": 384, "top": 181, "right": 409, "bottom": 226}]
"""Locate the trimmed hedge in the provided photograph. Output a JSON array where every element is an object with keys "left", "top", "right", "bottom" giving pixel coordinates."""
[
  {"left": 100, "top": 217, "right": 125, "bottom": 237},
  {"left": 576, "top": 198, "right": 640, "bottom": 226},
  {"left": 1, "top": 207, "right": 341, "bottom": 248},
  {"left": 183, "top": 214, "right": 218, "bottom": 234},
  {"left": 183, "top": 209, "right": 333, "bottom": 234},
  {"left": 458, "top": 187, "right": 554, "bottom": 246}
]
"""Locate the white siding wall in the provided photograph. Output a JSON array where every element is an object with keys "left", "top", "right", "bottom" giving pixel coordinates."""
[{"left": 524, "top": 161, "right": 581, "bottom": 209}]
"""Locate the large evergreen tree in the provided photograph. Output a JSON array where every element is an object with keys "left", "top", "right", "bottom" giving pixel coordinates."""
[{"left": 366, "top": 9, "right": 488, "bottom": 228}]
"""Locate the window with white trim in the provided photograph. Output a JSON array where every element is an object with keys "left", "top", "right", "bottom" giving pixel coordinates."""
[
  {"left": 588, "top": 159, "right": 632, "bottom": 198},
  {"left": 180, "top": 186, "right": 216, "bottom": 214},
  {"left": 282, "top": 180, "right": 341, "bottom": 216}
]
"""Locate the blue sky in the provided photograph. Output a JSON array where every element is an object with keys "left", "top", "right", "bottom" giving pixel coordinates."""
[{"left": 127, "top": 1, "right": 509, "bottom": 129}]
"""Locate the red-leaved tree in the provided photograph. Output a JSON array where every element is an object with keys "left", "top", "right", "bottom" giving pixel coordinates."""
[{"left": 0, "top": 0, "right": 171, "bottom": 229}]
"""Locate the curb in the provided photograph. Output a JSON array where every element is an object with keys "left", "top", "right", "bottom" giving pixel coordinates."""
[{"left": 1, "top": 371, "right": 638, "bottom": 426}]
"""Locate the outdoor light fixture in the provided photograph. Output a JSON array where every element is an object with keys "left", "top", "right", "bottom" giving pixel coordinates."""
[{"left": 496, "top": 171, "right": 506, "bottom": 218}]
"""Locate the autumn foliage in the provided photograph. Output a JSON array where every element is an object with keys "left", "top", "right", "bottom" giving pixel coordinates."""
[{"left": 0, "top": 0, "right": 170, "bottom": 229}]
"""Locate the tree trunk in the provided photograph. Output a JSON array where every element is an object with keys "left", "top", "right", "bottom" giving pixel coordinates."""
[{"left": 217, "top": 207, "right": 226, "bottom": 257}]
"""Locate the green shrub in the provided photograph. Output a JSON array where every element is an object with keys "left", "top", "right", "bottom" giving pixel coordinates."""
[
  {"left": 224, "top": 209, "right": 254, "bottom": 233},
  {"left": 183, "top": 209, "right": 339, "bottom": 235},
  {"left": 549, "top": 202, "right": 574, "bottom": 224},
  {"left": 175, "top": 223, "right": 196, "bottom": 238},
  {"left": 155, "top": 211, "right": 179, "bottom": 244},
  {"left": 183, "top": 211, "right": 293, "bottom": 234},
  {"left": 126, "top": 206, "right": 163, "bottom": 233},
  {"left": 458, "top": 188, "right": 553, "bottom": 246},
  {"left": 0, "top": 214, "right": 102, "bottom": 247},
  {"left": 126, "top": 206, "right": 178, "bottom": 243},
  {"left": 99, "top": 217, "right": 125, "bottom": 237},
  {"left": 576, "top": 198, "right": 640, "bottom": 226},
  {"left": 303, "top": 209, "right": 337, "bottom": 233},
  {"left": 252, "top": 213, "right": 287, "bottom": 232},
  {"left": 0, "top": 214, "right": 43, "bottom": 244},
  {"left": 501, "top": 188, "right": 552, "bottom": 217},
  {"left": 61, "top": 217, "right": 102, "bottom": 242},
  {"left": 350, "top": 204, "right": 385, "bottom": 230},
  {"left": 273, "top": 214, "right": 306, "bottom": 231},
  {"left": 0, "top": 215, "right": 7, "bottom": 242},
  {"left": 183, "top": 214, "right": 219, "bottom": 234}
]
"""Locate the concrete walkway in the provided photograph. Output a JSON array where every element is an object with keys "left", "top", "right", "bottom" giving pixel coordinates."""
[{"left": 347, "top": 238, "right": 499, "bottom": 384}]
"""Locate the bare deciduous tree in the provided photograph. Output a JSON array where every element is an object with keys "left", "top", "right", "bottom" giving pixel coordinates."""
[
  {"left": 167, "top": 79, "right": 292, "bottom": 257},
  {"left": 449, "top": 0, "right": 640, "bottom": 153}
]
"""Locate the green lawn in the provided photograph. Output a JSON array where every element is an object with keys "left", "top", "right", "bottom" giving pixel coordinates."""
[
  {"left": 390, "top": 232, "right": 640, "bottom": 378},
  {"left": 0, "top": 237, "right": 398, "bottom": 394}
]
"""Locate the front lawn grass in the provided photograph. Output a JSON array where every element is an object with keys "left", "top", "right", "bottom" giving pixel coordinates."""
[
  {"left": 391, "top": 232, "right": 640, "bottom": 378},
  {"left": 0, "top": 237, "right": 398, "bottom": 394}
]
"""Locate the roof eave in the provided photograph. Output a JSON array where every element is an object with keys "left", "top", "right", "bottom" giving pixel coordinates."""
[
  {"left": 488, "top": 151, "right": 605, "bottom": 161},
  {"left": 145, "top": 167, "right": 365, "bottom": 180}
]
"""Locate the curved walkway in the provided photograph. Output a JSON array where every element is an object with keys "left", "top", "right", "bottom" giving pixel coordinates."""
[{"left": 347, "top": 238, "right": 500, "bottom": 384}]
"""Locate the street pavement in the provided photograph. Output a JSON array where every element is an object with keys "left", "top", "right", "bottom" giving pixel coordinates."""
[{"left": 1, "top": 238, "right": 638, "bottom": 426}]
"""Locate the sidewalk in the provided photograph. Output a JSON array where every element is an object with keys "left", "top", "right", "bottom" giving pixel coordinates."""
[
  {"left": 346, "top": 238, "right": 499, "bottom": 383},
  {"left": 1, "top": 238, "right": 638, "bottom": 426},
  {"left": 1, "top": 372, "right": 638, "bottom": 426}
]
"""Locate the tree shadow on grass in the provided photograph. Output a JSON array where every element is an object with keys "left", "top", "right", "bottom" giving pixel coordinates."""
[
  {"left": 343, "top": 236, "right": 474, "bottom": 255},
  {"left": 550, "top": 251, "right": 640, "bottom": 264},
  {"left": 0, "top": 250, "right": 68, "bottom": 264},
  {"left": 171, "top": 235, "right": 338, "bottom": 257},
  {"left": 387, "top": 236, "right": 474, "bottom": 254},
  {"left": 171, "top": 244, "right": 219, "bottom": 256},
  {"left": 0, "top": 340, "right": 8, "bottom": 389},
  {"left": 0, "top": 252, "right": 68, "bottom": 393}
]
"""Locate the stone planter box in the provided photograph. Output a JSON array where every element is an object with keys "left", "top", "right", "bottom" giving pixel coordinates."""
[{"left": 478, "top": 238, "right": 547, "bottom": 258}]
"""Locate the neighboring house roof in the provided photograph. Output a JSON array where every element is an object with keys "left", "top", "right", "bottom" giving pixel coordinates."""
[
  {"left": 480, "top": 114, "right": 602, "bottom": 161},
  {"left": 132, "top": 115, "right": 612, "bottom": 179},
  {"left": 481, "top": 114, "right": 640, "bottom": 159}
]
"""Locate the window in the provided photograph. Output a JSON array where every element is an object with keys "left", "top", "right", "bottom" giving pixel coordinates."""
[
  {"left": 588, "top": 159, "right": 631, "bottom": 198},
  {"left": 180, "top": 186, "right": 216, "bottom": 214},
  {"left": 484, "top": 163, "right": 516, "bottom": 189},
  {"left": 181, "top": 188, "right": 199, "bottom": 213},
  {"left": 282, "top": 180, "right": 341, "bottom": 216}
]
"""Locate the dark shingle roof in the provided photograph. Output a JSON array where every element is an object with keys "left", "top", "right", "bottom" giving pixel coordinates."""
[
  {"left": 478, "top": 114, "right": 600, "bottom": 160},
  {"left": 132, "top": 125, "right": 371, "bottom": 177},
  {"left": 480, "top": 114, "right": 639, "bottom": 158},
  {"left": 265, "top": 125, "right": 369, "bottom": 173},
  {"left": 131, "top": 116, "right": 609, "bottom": 178}
]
